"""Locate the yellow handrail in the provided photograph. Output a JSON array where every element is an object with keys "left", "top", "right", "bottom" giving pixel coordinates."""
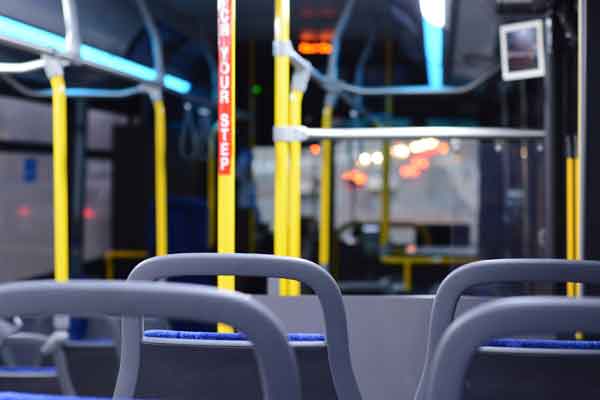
[
  {"left": 574, "top": 156, "right": 581, "bottom": 298},
  {"left": 319, "top": 106, "right": 333, "bottom": 269},
  {"left": 380, "top": 40, "right": 394, "bottom": 248},
  {"left": 274, "top": 0, "right": 291, "bottom": 296},
  {"left": 50, "top": 75, "right": 69, "bottom": 282},
  {"left": 566, "top": 156, "right": 575, "bottom": 297},
  {"left": 217, "top": 0, "right": 237, "bottom": 332},
  {"left": 287, "top": 89, "right": 304, "bottom": 296},
  {"left": 153, "top": 99, "right": 168, "bottom": 256},
  {"left": 104, "top": 249, "right": 148, "bottom": 280}
]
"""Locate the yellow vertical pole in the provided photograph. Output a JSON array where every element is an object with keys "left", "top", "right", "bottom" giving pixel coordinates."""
[
  {"left": 153, "top": 99, "right": 168, "bottom": 256},
  {"left": 566, "top": 154, "right": 575, "bottom": 297},
  {"left": 217, "top": 0, "right": 236, "bottom": 332},
  {"left": 49, "top": 74, "right": 69, "bottom": 282},
  {"left": 402, "top": 262, "right": 413, "bottom": 292},
  {"left": 574, "top": 156, "right": 582, "bottom": 297},
  {"left": 573, "top": 0, "right": 584, "bottom": 340},
  {"left": 274, "top": 0, "right": 291, "bottom": 295},
  {"left": 575, "top": 0, "right": 583, "bottom": 300},
  {"left": 380, "top": 40, "right": 393, "bottom": 250},
  {"left": 287, "top": 90, "right": 304, "bottom": 296},
  {"left": 319, "top": 106, "right": 333, "bottom": 269}
]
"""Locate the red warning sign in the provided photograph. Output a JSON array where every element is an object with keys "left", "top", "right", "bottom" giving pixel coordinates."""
[{"left": 217, "top": 0, "right": 234, "bottom": 175}]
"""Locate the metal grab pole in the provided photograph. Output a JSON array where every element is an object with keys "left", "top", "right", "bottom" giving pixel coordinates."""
[
  {"left": 380, "top": 40, "right": 393, "bottom": 251},
  {"left": 153, "top": 98, "right": 168, "bottom": 256},
  {"left": 48, "top": 67, "right": 69, "bottom": 282},
  {"left": 274, "top": 0, "right": 291, "bottom": 296},
  {"left": 217, "top": 0, "right": 236, "bottom": 332},
  {"left": 319, "top": 106, "right": 334, "bottom": 270},
  {"left": 287, "top": 89, "right": 304, "bottom": 296},
  {"left": 576, "top": 0, "right": 586, "bottom": 302},
  {"left": 566, "top": 145, "right": 575, "bottom": 296}
]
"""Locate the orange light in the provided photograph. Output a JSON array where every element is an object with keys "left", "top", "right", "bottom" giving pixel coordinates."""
[
  {"left": 411, "top": 157, "right": 431, "bottom": 171},
  {"left": 16, "top": 204, "right": 31, "bottom": 218},
  {"left": 438, "top": 141, "right": 450, "bottom": 155},
  {"left": 298, "top": 41, "right": 333, "bottom": 55},
  {"left": 341, "top": 168, "right": 368, "bottom": 188},
  {"left": 309, "top": 143, "right": 321, "bottom": 156},
  {"left": 399, "top": 164, "right": 422, "bottom": 180}
]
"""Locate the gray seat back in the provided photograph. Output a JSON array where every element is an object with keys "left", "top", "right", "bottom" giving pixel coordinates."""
[
  {"left": 123, "top": 253, "right": 361, "bottom": 400},
  {"left": 1, "top": 332, "right": 48, "bottom": 367},
  {"left": 0, "top": 280, "right": 301, "bottom": 400},
  {"left": 415, "top": 259, "right": 600, "bottom": 400},
  {"left": 427, "top": 296, "right": 600, "bottom": 400}
]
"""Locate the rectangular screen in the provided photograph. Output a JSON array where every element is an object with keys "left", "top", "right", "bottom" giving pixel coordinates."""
[{"left": 500, "top": 19, "right": 546, "bottom": 81}]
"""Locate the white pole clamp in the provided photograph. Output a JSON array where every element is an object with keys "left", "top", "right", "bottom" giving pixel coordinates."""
[
  {"left": 43, "top": 56, "right": 66, "bottom": 79},
  {"left": 291, "top": 66, "right": 311, "bottom": 93},
  {"left": 273, "top": 126, "right": 308, "bottom": 142},
  {"left": 272, "top": 40, "right": 295, "bottom": 57},
  {"left": 141, "top": 84, "right": 163, "bottom": 101}
]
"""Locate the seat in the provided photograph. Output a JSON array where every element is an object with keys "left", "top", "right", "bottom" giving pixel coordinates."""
[
  {"left": 120, "top": 253, "right": 362, "bottom": 400},
  {"left": 47, "top": 317, "right": 121, "bottom": 397},
  {"left": 416, "top": 259, "right": 600, "bottom": 400},
  {"left": 0, "top": 279, "right": 301, "bottom": 400},
  {"left": 52, "top": 338, "right": 117, "bottom": 397},
  {"left": 427, "top": 296, "right": 600, "bottom": 400},
  {"left": 0, "top": 329, "right": 60, "bottom": 395}
]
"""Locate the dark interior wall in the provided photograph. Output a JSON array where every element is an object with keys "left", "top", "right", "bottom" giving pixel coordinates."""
[
  {"left": 582, "top": 0, "right": 600, "bottom": 260},
  {"left": 113, "top": 100, "right": 153, "bottom": 251}
]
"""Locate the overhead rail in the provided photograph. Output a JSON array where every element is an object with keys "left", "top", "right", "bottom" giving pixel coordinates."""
[
  {"left": 274, "top": 126, "right": 546, "bottom": 142},
  {"left": 0, "top": 12, "right": 191, "bottom": 95},
  {"left": 275, "top": 39, "right": 500, "bottom": 99},
  {"left": 0, "top": 59, "right": 47, "bottom": 74},
  {"left": 0, "top": 73, "right": 146, "bottom": 99}
]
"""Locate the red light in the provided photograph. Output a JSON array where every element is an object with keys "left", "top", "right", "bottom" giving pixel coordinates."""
[
  {"left": 83, "top": 207, "right": 97, "bottom": 220},
  {"left": 309, "top": 143, "right": 321, "bottom": 156},
  {"left": 405, "top": 243, "right": 418, "bottom": 255},
  {"left": 318, "top": 29, "right": 334, "bottom": 42},
  {"left": 299, "top": 29, "right": 318, "bottom": 42},
  {"left": 16, "top": 205, "right": 31, "bottom": 218}
]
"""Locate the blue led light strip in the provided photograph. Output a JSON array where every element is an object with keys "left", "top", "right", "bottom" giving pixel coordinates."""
[
  {"left": 0, "top": 15, "right": 192, "bottom": 94},
  {"left": 422, "top": 18, "right": 445, "bottom": 89}
]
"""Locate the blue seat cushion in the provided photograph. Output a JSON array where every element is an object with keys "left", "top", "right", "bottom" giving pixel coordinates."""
[
  {"left": 0, "top": 367, "right": 56, "bottom": 374},
  {"left": 489, "top": 338, "right": 600, "bottom": 350},
  {"left": 144, "top": 330, "right": 325, "bottom": 342},
  {"left": 0, "top": 393, "right": 105, "bottom": 399}
]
